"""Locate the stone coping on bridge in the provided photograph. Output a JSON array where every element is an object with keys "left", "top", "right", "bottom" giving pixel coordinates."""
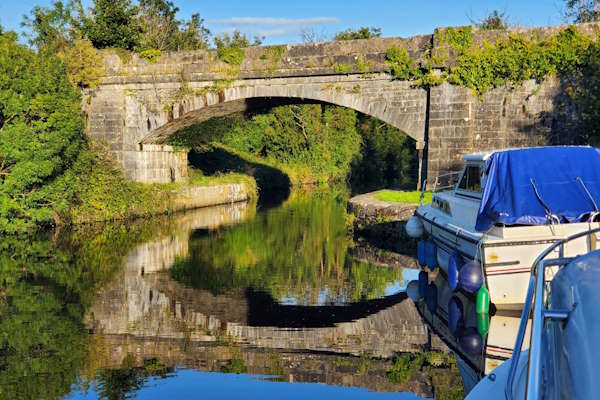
[
  {"left": 100, "top": 35, "right": 430, "bottom": 83},
  {"left": 99, "top": 22, "right": 600, "bottom": 84}
]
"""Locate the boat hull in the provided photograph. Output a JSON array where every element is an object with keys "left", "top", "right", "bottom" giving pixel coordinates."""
[{"left": 417, "top": 210, "right": 599, "bottom": 310}]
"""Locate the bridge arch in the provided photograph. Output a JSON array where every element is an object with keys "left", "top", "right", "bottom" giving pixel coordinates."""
[{"left": 135, "top": 75, "right": 427, "bottom": 146}]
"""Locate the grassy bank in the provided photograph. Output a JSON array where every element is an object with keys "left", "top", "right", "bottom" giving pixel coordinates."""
[
  {"left": 374, "top": 190, "right": 432, "bottom": 205},
  {"left": 63, "top": 151, "right": 257, "bottom": 226}
]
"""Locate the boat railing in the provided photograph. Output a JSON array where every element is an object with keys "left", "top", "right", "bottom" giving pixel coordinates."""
[
  {"left": 505, "top": 227, "right": 600, "bottom": 400},
  {"left": 420, "top": 171, "right": 461, "bottom": 205}
]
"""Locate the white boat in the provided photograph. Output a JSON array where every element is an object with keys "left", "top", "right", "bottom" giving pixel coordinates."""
[
  {"left": 467, "top": 228, "right": 600, "bottom": 399},
  {"left": 407, "top": 146, "right": 600, "bottom": 310}
]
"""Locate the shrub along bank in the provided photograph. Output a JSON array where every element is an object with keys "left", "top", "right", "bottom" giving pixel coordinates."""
[{"left": 0, "top": 31, "right": 255, "bottom": 235}]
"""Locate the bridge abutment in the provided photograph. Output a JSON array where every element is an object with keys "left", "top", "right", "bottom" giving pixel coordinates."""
[
  {"left": 425, "top": 78, "right": 575, "bottom": 187},
  {"left": 123, "top": 145, "right": 188, "bottom": 183}
]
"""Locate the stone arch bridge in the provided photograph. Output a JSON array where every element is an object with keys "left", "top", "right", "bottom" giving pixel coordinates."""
[{"left": 86, "top": 24, "right": 589, "bottom": 186}]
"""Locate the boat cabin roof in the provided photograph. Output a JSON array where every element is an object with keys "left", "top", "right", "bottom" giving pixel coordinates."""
[{"left": 461, "top": 151, "right": 495, "bottom": 162}]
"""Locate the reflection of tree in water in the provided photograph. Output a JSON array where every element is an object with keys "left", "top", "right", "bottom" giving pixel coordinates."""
[
  {"left": 0, "top": 220, "right": 175, "bottom": 400},
  {"left": 92, "top": 356, "right": 173, "bottom": 400},
  {"left": 171, "top": 189, "right": 405, "bottom": 304},
  {"left": 388, "top": 352, "right": 465, "bottom": 400}
]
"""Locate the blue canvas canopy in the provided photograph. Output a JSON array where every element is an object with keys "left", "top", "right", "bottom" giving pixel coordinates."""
[{"left": 475, "top": 146, "right": 600, "bottom": 232}]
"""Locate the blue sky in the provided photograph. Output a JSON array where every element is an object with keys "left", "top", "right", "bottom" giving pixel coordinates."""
[{"left": 1, "top": 0, "right": 567, "bottom": 45}]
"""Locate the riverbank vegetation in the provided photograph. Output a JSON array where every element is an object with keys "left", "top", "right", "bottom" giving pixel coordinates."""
[
  {"left": 0, "top": 29, "right": 254, "bottom": 234},
  {"left": 169, "top": 104, "right": 418, "bottom": 191},
  {"left": 0, "top": 6, "right": 255, "bottom": 234}
]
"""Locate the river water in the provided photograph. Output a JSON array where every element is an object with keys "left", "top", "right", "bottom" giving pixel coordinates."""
[{"left": 0, "top": 188, "right": 470, "bottom": 400}]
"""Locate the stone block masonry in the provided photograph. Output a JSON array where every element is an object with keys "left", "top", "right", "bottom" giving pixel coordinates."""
[
  {"left": 122, "top": 144, "right": 188, "bottom": 183},
  {"left": 85, "top": 23, "right": 593, "bottom": 185},
  {"left": 426, "top": 78, "right": 576, "bottom": 184}
]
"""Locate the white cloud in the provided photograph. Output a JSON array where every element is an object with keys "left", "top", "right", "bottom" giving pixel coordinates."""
[
  {"left": 258, "top": 29, "right": 290, "bottom": 37},
  {"left": 214, "top": 17, "right": 340, "bottom": 26}
]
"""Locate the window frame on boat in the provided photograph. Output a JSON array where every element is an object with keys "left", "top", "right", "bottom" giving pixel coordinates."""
[{"left": 455, "top": 161, "right": 486, "bottom": 200}]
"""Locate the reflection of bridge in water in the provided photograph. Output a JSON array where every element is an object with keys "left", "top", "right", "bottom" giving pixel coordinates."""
[{"left": 85, "top": 202, "right": 447, "bottom": 359}]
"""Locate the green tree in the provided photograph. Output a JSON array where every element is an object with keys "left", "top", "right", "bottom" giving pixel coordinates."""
[
  {"left": 350, "top": 115, "right": 417, "bottom": 193},
  {"left": 572, "top": 41, "right": 600, "bottom": 145},
  {"left": 21, "top": 0, "right": 83, "bottom": 53},
  {"left": 334, "top": 26, "right": 382, "bottom": 41},
  {"left": 472, "top": 10, "right": 509, "bottom": 30},
  {"left": 84, "top": 0, "right": 140, "bottom": 50},
  {"left": 137, "top": 0, "right": 179, "bottom": 51},
  {"left": 58, "top": 37, "right": 103, "bottom": 88},
  {"left": 563, "top": 0, "right": 599, "bottom": 22},
  {"left": 136, "top": 0, "right": 210, "bottom": 51},
  {"left": 0, "top": 31, "right": 85, "bottom": 234},
  {"left": 214, "top": 29, "right": 262, "bottom": 49},
  {"left": 172, "top": 13, "right": 211, "bottom": 51}
]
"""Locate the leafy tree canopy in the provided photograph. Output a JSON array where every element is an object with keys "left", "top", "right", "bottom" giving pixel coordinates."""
[
  {"left": 22, "top": 0, "right": 211, "bottom": 53},
  {"left": 472, "top": 10, "right": 509, "bottom": 30},
  {"left": 214, "top": 29, "right": 263, "bottom": 49},
  {"left": 0, "top": 31, "right": 85, "bottom": 234},
  {"left": 84, "top": 0, "right": 141, "bottom": 50},
  {"left": 334, "top": 26, "right": 382, "bottom": 41},
  {"left": 137, "top": 0, "right": 210, "bottom": 51},
  {"left": 563, "top": 0, "right": 600, "bottom": 22}
]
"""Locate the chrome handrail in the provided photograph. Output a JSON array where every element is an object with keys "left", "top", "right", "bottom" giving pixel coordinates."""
[
  {"left": 419, "top": 171, "right": 462, "bottom": 206},
  {"left": 505, "top": 227, "right": 600, "bottom": 400}
]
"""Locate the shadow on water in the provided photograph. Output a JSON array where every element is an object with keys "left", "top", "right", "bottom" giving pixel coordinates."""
[
  {"left": 188, "top": 146, "right": 291, "bottom": 208},
  {"left": 246, "top": 288, "right": 408, "bottom": 328},
  {"left": 354, "top": 221, "right": 418, "bottom": 256}
]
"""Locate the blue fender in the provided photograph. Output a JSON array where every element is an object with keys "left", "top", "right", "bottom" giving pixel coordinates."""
[
  {"left": 448, "top": 252, "right": 463, "bottom": 291},
  {"left": 459, "top": 260, "right": 483, "bottom": 293},
  {"left": 417, "top": 241, "right": 427, "bottom": 267},
  {"left": 448, "top": 295, "right": 464, "bottom": 335},
  {"left": 425, "top": 240, "right": 438, "bottom": 269},
  {"left": 425, "top": 282, "right": 438, "bottom": 314},
  {"left": 457, "top": 327, "right": 483, "bottom": 356},
  {"left": 418, "top": 270, "right": 428, "bottom": 298}
]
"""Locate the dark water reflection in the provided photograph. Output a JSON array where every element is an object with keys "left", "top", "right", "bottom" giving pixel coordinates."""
[{"left": 0, "top": 188, "right": 465, "bottom": 400}]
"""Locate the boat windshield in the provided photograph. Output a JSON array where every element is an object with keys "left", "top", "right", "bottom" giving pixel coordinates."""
[{"left": 457, "top": 164, "right": 484, "bottom": 193}]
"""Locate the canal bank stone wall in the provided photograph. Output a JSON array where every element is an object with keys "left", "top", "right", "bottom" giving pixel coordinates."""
[
  {"left": 171, "top": 182, "right": 251, "bottom": 212},
  {"left": 347, "top": 190, "right": 418, "bottom": 227},
  {"left": 85, "top": 23, "right": 598, "bottom": 186}
]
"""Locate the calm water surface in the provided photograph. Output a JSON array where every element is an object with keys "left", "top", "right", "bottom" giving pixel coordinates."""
[{"left": 0, "top": 189, "right": 467, "bottom": 399}]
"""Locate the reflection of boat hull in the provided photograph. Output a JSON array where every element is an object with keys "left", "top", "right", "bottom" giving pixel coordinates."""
[{"left": 414, "top": 271, "right": 529, "bottom": 385}]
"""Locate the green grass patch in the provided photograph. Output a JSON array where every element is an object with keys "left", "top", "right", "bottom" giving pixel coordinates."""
[
  {"left": 374, "top": 190, "right": 431, "bottom": 204},
  {"left": 187, "top": 168, "right": 258, "bottom": 198}
]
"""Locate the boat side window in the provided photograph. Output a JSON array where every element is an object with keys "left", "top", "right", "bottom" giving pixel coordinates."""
[{"left": 457, "top": 165, "right": 483, "bottom": 194}]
